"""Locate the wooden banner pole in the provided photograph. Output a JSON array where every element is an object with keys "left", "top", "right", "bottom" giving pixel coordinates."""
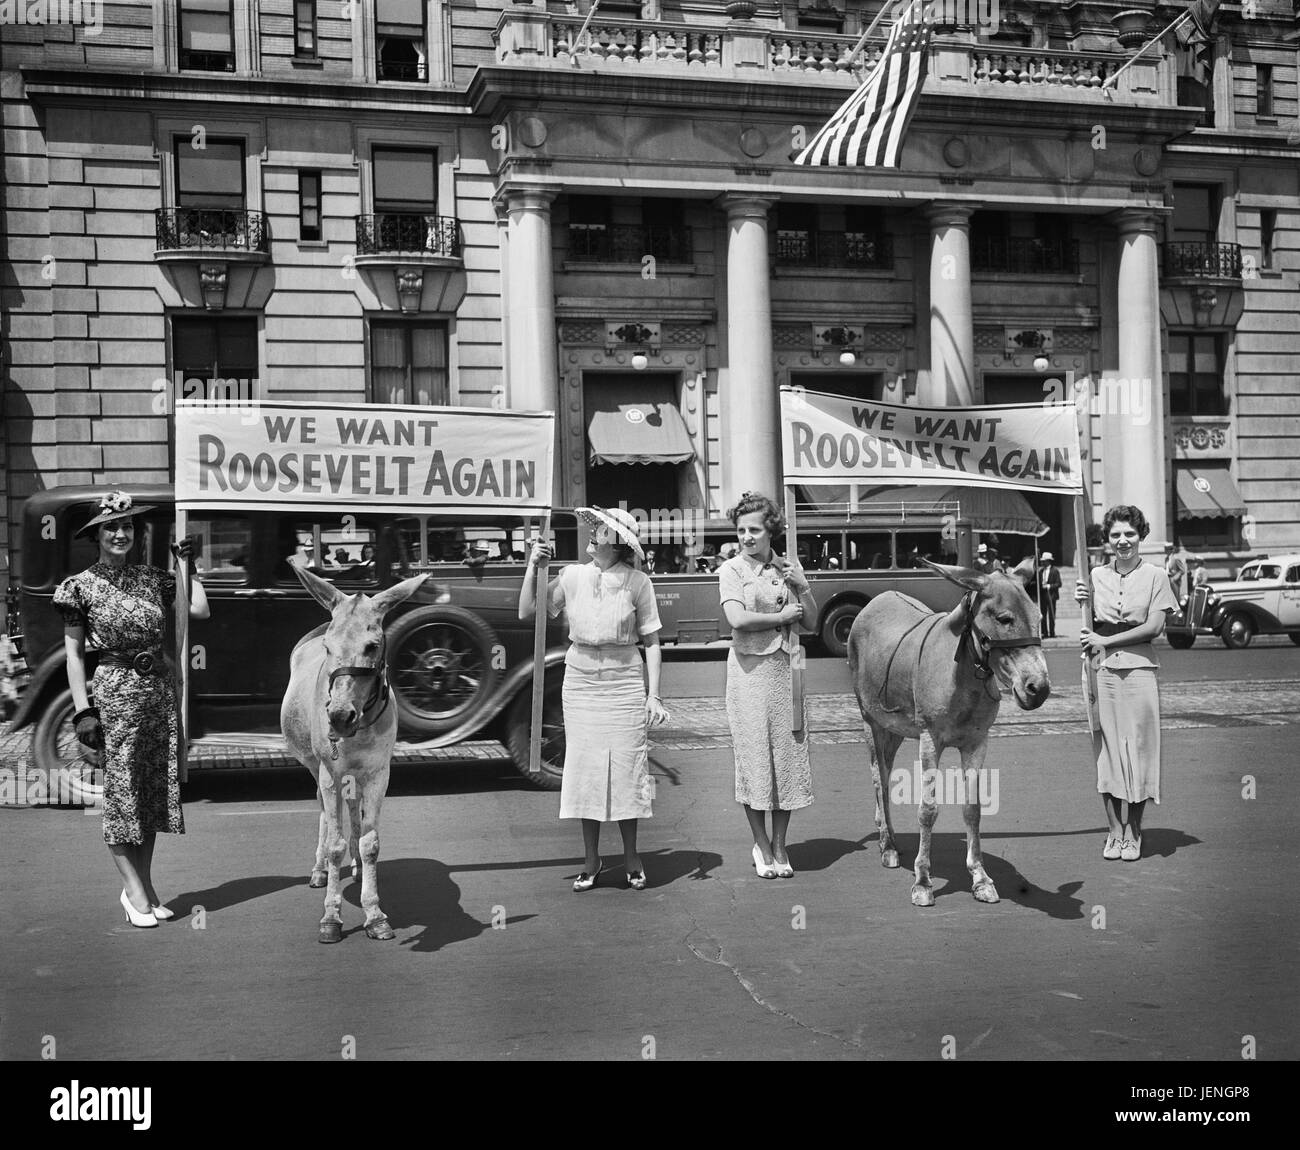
[
  {"left": 783, "top": 486, "right": 804, "bottom": 735},
  {"left": 174, "top": 507, "right": 190, "bottom": 784},
  {"left": 528, "top": 510, "right": 552, "bottom": 774},
  {"left": 1073, "top": 385, "right": 1098, "bottom": 735}
]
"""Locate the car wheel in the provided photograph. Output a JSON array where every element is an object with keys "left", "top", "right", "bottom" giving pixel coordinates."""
[
  {"left": 820, "top": 601, "right": 865, "bottom": 659},
  {"left": 1166, "top": 632, "right": 1195, "bottom": 650},
  {"left": 505, "top": 664, "right": 565, "bottom": 791},
  {"left": 32, "top": 687, "right": 103, "bottom": 807},
  {"left": 386, "top": 606, "right": 501, "bottom": 736},
  {"left": 1219, "top": 613, "right": 1255, "bottom": 650}
]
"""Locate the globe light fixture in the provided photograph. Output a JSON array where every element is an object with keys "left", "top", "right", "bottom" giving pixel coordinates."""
[
  {"left": 1033, "top": 354, "right": 1050, "bottom": 372},
  {"left": 631, "top": 351, "right": 649, "bottom": 371},
  {"left": 838, "top": 350, "right": 857, "bottom": 366}
]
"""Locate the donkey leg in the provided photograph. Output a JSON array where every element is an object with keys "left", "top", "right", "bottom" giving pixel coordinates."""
[
  {"left": 911, "top": 731, "right": 940, "bottom": 907},
  {"left": 867, "top": 722, "right": 904, "bottom": 869},
  {"left": 309, "top": 782, "right": 329, "bottom": 888},
  {"left": 961, "top": 743, "right": 999, "bottom": 903},
  {"left": 318, "top": 768, "right": 348, "bottom": 943},
  {"left": 357, "top": 767, "right": 394, "bottom": 940}
]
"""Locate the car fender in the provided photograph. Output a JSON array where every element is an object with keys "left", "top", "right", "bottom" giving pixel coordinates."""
[
  {"left": 1209, "top": 601, "right": 1283, "bottom": 633},
  {"left": 8, "top": 647, "right": 72, "bottom": 730},
  {"left": 400, "top": 646, "right": 567, "bottom": 749}
]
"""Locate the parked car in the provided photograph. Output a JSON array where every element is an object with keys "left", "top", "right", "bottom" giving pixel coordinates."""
[
  {"left": 6, "top": 486, "right": 573, "bottom": 797},
  {"left": 1165, "top": 554, "right": 1300, "bottom": 649}
]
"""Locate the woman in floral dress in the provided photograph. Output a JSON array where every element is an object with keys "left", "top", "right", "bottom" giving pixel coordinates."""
[{"left": 54, "top": 491, "right": 210, "bottom": 927}]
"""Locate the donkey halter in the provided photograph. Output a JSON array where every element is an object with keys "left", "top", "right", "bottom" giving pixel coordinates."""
[
  {"left": 325, "top": 637, "right": 391, "bottom": 760},
  {"left": 956, "top": 588, "right": 1042, "bottom": 683}
]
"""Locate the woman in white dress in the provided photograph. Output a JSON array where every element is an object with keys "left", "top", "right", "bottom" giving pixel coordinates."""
[{"left": 519, "top": 506, "right": 669, "bottom": 890}]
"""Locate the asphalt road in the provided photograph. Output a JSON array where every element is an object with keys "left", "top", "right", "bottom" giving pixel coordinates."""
[{"left": 1, "top": 647, "right": 1297, "bottom": 1060}]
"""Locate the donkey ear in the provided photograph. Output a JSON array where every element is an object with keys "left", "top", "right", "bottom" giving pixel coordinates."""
[
  {"left": 918, "top": 557, "right": 988, "bottom": 592},
  {"left": 368, "top": 573, "right": 449, "bottom": 617},
  {"left": 293, "top": 562, "right": 347, "bottom": 612}
]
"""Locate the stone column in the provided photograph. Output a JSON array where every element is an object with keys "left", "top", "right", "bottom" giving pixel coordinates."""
[
  {"left": 503, "top": 187, "right": 559, "bottom": 415},
  {"left": 1111, "top": 208, "right": 1167, "bottom": 550},
  {"left": 922, "top": 203, "right": 975, "bottom": 407},
  {"left": 721, "top": 194, "right": 779, "bottom": 504}
]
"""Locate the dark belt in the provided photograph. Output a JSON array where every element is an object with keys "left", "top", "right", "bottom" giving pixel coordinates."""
[
  {"left": 1093, "top": 620, "right": 1138, "bottom": 637},
  {"left": 98, "top": 650, "right": 164, "bottom": 675}
]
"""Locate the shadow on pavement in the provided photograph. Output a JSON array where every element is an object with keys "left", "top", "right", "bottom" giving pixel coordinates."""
[
  {"left": 164, "top": 873, "right": 307, "bottom": 915},
  {"left": 786, "top": 836, "right": 870, "bottom": 873}
]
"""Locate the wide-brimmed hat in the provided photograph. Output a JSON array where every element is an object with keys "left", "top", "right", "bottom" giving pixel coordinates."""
[
  {"left": 76, "top": 490, "right": 157, "bottom": 538},
  {"left": 1040, "top": 551, "right": 1054, "bottom": 562},
  {"left": 576, "top": 505, "right": 645, "bottom": 561}
]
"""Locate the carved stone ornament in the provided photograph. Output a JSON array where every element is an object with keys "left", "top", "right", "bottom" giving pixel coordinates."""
[
  {"left": 396, "top": 267, "right": 424, "bottom": 312},
  {"left": 199, "top": 263, "right": 228, "bottom": 311}
]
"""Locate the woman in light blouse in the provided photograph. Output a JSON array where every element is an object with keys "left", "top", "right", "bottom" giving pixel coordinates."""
[
  {"left": 1074, "top": 505, "right": 1179, "bottom": 862},
  {"left": 519, "top": 505, "right": 669, "bottom": 891},
  {"left": 718, "top": 492, "right": 818, "bottom": 879}
]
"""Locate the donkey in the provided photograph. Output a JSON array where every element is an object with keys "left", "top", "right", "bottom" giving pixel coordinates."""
[
  {"left": 847, "top": 561, "right": 1050, "bottom": 907},
  {"left": 281, "top": 566, "right": 437, "bottom": 943}
]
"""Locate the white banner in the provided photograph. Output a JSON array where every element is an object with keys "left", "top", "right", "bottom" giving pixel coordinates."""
[
  {"left": 780, "top": 388, "right": 1083, "bottom": 494},
  {"left": 175, "top": 399, "right": 555, "bottom": 512}
]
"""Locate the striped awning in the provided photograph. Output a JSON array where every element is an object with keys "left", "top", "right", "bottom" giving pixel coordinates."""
[
  {"left": 1175, "top": 465, "right": 1246, "bottom": 519},
  {"left": 587, "top": 381, "right": 694, "bottom": 466}
]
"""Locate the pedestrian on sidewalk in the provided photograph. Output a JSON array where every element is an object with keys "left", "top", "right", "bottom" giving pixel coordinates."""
[
  {"left": 719, "top": 492, "right": 818, "bottom": 879},
  {"left": 1038, "top": 551, "right": 1061, "bottom": 638},
  {"left": 54, "top": 491, "right": 210, "bottom": 928},
  {"left": 519, "top": 505, "right": 669, "bottom": 892},
  {"left": 1074, "top": 504, "right": 1178, "bottom": 863}
]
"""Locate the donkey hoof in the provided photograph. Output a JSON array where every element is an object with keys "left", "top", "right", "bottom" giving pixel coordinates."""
[
  {"left": 309, "top": 871, "right": 327, "bottom": 889},
  {"left": 972, "top": 882, "right": 1000, "bottom": 904},
  {"left": 318, "top": 921, "right": 344, "bottom": 944},
  {"left": 910, "top": 884, "right": 935, "bottom": 908},
  {"left": 881, "top": 848, "right": 900, "bottom": 869},
  {"left": 364, "top": 917, "right": 394, "bottom": 941}
]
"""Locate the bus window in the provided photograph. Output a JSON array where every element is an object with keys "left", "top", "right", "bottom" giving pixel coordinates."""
[
  {"left": 848, "top": 532, "right": 893, "bottom": 570},
  {"left": 895, "top": 530, "right": 948, "bottom": 568}
]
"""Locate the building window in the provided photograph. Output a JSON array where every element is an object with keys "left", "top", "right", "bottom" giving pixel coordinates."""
[
  {"left": 640, "top": 198, "right": 690, "bottom": 263},
  {"left": 179, "top": 0, "right": 235, "bottom": 72},
  {"left": 298, "top": 171, "right": 322, "bottom": 242},
  {"left": 295, "top": 0, "right": 317, "bottom": 58},
  {"left": 376, "top": 0, "right": 426, "bottom": 81},
  {"left": 370, "top": 321, "right": 449, "bottom": 406},
  {"left": 172, "top": 316, "right": 259, "bottom": 395},
  {"left": 1256, "top": 63, "right": 1273, "bottom": 117},
  {"left": 971, "top": 211, "right": 1078, "bottom": 274},
  {"left": 568, "top": 196, "right": 612, "bottom": 260},
  {"left": 1167, "top": 333, "right": 1226, "bottom": 417},
  {"left": 176, "top": 137, "right": 245, "bottom": 210},
  {"left": 566, "top": 197, "right": 691, "bottom": 263},
  {"left": 1260, "top": 208, "right": 1276, "bottom": 269}
]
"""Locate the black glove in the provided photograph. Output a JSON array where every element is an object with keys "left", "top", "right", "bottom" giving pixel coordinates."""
[
  {"left": 170, "top": 536, "right": 200, "bottom": 565},
  {"left": 72, "top": 706, "right": 104, "bottom": 750}
]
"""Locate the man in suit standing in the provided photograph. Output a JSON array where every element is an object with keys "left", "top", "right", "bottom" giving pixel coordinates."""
[{"left": 1038, "top": 551, "right": 1061, "bottom": 638}]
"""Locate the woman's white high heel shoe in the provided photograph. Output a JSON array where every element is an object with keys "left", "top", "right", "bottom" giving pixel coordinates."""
[
  {"left": 150, "top": 903, "right": 175, "bottom": 921},
  {"left": 120, "top": 890, "right": 158, "bottom": 928},
  {"left": 752, "top": 844, "right": 778, "bottom": 879}
]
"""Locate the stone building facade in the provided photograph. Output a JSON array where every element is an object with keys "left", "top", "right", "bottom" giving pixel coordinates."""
[{"left": 1, "top": 0, "right": 1298, "bottom": 600}]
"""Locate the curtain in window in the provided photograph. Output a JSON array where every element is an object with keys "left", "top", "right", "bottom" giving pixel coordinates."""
[
  {"left": 371, "top": 324, "right": 409, "bottom": 405},
  {"left": 411, "top": 325, "right": 447, "bottom": 406}
]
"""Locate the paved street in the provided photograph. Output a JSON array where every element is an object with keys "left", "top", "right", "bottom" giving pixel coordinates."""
[{"left": 1, "top": 645, "right": 1296, "bottom": 1061}]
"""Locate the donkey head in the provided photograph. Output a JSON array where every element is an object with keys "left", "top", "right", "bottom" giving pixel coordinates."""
[
  {"left": 922, "top": 560, "right": 1051, "bottom": 711},
  {"left": 293, "top": 567, "right": 447, "bottom": 737}
]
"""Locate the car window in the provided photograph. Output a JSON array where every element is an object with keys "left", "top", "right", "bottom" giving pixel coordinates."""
[
  {"left": 277, "top": 519, "right": 379, "bottom": 586},
  {"left": 847, "top": 532, "right": 894, "bottom": 570},
  {"left": 1287, "top": 566, "right": 1300, "bottom": 583},
  {"left": 1241, "top": 564, "right": 1280, "bottom": 582},
  {"left": 184, "top": 513, "right": 251, "bottom": 584}
]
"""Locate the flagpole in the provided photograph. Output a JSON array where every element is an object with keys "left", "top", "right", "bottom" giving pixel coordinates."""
[
  {"left": 844, "top": 0, "right": 910, "bottom": 69},
  {"left": 1101, "top": 11, "right": 1193, "bottom": 90},
  {"left": 570, "top": 0, "right": 602, "bottom": 64}
]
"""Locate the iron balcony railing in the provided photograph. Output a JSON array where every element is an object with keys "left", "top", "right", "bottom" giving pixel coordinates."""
[
  {"left": 567, "top": 224, "right": 693, "bottom": 264},
  {"left": 1163, "top": 242, "right": 1243, "bottom": 280},
  {"left": 355, "top": 214, "right": 461, "bottom": 257},
  {"left": 775, "top": 230, "right": 894, "bottom": 270},
  {"left": 972, "top": 236, "right": 1079, "bottom": 275},
  {"left": 155, "top": 208, "right": 269, "bottom": 253}
]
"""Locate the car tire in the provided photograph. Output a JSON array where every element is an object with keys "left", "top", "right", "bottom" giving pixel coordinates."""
[
  {"left": 505, "top": 664, "right": 565, "bottom": 791},
  {"left": 386, "top": 606, "right": 501, "bottom": 736},
  {"left": 1219, "top": 613, "right": 1255, "bottom": 650},
  {"left": 32, "top": 687, "right": 103, "bottom": 808},
  {"left": 1166, "top": 632, "right": 1195, "bottom": 650},
  {"left": 820, "top": 601, "right": 865, "bottom": 659}
]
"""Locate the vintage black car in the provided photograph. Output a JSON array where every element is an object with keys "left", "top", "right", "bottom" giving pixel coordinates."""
[
  {"left": 1165, "top": 554, "right": 1300, "bottom": 649},
  {"left": 7, "top": 485, "right": 573, "bottom": 795}
]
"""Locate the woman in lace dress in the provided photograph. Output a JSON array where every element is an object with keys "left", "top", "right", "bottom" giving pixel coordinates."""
[
  {"left": 54, "top": 491, "right": 210, "bottom": 927},
  {"left": 718, "top": 493, "right": 818, "bottom": 879}
]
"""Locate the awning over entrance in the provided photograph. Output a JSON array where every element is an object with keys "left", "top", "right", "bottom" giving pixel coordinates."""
[
  {"left": 1175, "top": 465, "right": 1246, "bottom": 519},
  {"left": 587, "top": 381, "right": 695, "bottom": 465},
  {"left": 797, "top": 484, "right": 1050, "bottom": 536}
]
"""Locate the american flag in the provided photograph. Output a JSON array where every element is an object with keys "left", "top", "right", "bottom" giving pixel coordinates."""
[{"left": 792, "top": 1, "right": 935, "bottom": 169}]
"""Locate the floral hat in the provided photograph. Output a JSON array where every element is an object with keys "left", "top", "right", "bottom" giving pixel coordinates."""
[
  {"left": 575, "top": 505, "right": 645, "bottom": 561},
  {"left": 76, "top": 490, "right": 157, "bottom": 537}
]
